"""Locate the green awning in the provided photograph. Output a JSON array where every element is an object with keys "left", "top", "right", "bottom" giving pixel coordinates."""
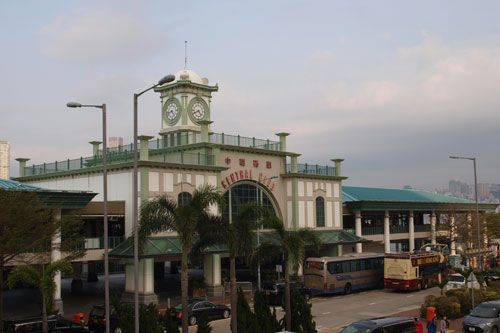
[
  {"left": 109, "top": 236, "right": 227, "bottom": 259},
  {"left": 258, "top": 229, "right": 370, "bottom": 246}
]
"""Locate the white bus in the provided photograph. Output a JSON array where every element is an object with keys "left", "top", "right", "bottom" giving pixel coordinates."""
[{"left": 304, "top": 253, "right": 385, "bottom": 295}]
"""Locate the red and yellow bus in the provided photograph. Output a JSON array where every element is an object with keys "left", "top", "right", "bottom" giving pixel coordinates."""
[{"left": 384, "top": 244, "right": 449, "bottom": 291}]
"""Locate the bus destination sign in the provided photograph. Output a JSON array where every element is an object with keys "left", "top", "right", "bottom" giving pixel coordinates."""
[{"left": 411, "top": 255, "right": 440, "bottom": 267}]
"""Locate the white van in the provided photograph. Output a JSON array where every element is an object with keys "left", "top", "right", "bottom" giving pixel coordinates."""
[{"left": 444, "top": 273, "right": 480, "bottom": 291}]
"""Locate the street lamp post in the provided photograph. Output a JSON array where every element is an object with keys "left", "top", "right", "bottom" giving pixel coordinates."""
[
  {"left": 450, "top": 156, "right": 482, "bottom": 272},
  {"left": 66, "top": 102, "right": 110, "bottom": 333},
  {"left": 133, "top": 74, "right": 175, "bottom": 332},
  {"left": 254, "top": 175, "right": 278, "bottom": 291}
]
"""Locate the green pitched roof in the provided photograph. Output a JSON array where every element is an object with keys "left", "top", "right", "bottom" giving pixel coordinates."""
[
  {"left": 110, "top": 229, "right": 368, "bottom": 259},
  {"left": 259, "top": 229, "right": 369, "bottom": 246},
  {"left": 0, "top": 179, "right": 96, "bottom": 209},
  {"left": 342, "top": 186, "right": 498, "bottom": 212},
  {"left": 343, "top": 186, "right": 473, "bottom": 204},
  {"left": 109, "top": 236, "right": 227, "bottom": 259}
]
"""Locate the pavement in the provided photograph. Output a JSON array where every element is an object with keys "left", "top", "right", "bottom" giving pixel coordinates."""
[
  {"left": 390, "top": 308, "right": 463, "bottom": 333},
  {"left": 3, "top": 273, "right": 467, "bottom": 332}
]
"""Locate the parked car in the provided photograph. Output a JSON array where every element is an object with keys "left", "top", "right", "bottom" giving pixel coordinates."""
[
  {"left": 88, "top": 305, "right": 120, "bottom": 333},
  {"left": 261, "top": 280, "right": 312, "bottom": 306},
  {"left": 485, "top": 273, "right": 500, "bottom": 286},
  {"left": 3, "top": 315, "right": 88, "bottom": 332},
  {"left": 170, "top": 300, "right": 230, "bottom": 326},
  {"left": 463, "top": 300, "right": 500, "bottom": 333},
  {"left": 340, "top": 316, "right": 418, "bottom": 333}
]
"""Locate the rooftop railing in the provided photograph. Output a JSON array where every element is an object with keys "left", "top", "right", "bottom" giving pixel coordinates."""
[
  {"left": 286, "top": 163, "right": 337, "bottom": 176},
  {"left": 24, "top": 150, "right": 214, "bottom": 176},
  {"left": 22, "top": 131, "right": 280, "bottom": 176}
]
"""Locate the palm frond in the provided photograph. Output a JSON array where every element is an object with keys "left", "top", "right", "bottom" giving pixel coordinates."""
[{"left": 7, "top": 265, "right": 40, "bottom": 289}]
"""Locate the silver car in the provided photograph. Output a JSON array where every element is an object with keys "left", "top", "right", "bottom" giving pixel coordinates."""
[{"left": 463, "top": 301, "right": 500, "bottom": 333}]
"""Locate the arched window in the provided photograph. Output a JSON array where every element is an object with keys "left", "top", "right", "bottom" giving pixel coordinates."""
[
  {"left": 178, "top": 192, "right": 192, "bottom": 206},
  {"left": 316, "top": 197, "right": 325, "bottom": 227},
  {"left": 222, "top": 183, "right": 277, "bottom": 222}
]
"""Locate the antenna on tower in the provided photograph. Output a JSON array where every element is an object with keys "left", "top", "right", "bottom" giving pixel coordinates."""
[{"left": 184, "top": 41, "right": 187, "bottom": 69}]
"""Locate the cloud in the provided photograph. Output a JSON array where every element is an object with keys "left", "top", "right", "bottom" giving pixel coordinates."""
[{"left": 38, "top": 5, "right": 163, "bottom": 64}]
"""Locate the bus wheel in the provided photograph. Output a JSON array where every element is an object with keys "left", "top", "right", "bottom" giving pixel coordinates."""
[{"left": 344, "top": 283, "right": 352, "bottom": 295}]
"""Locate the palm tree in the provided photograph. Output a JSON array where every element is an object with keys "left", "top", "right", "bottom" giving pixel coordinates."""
[
  {"left": 256, "top": 216, "right": 321, "bottom": 332},
  {"left": 7, "top": 260, "right": 73, "bottom": 333},
  {"left": 195, "top": 202, "right": 260, "bottom": 333},
  {"left": 138, "top": 184, "right": 225, "bottom": 333}
]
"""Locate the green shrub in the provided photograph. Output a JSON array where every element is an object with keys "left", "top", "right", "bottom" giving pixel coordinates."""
[
  {"left": 197, "top": 311, "right": 212, "bottom": 333},
  {"left": 253, "top": 291, "right": 282, "bottom": 333},
  {"left": 434, "top": 296, "right": 461, "bottom": 319},
  {"left": 237, "top": 287, "right": 259, "bottom": 332},
  {"left": 486, "top": 291, "right": 499, "bottom": 301}
]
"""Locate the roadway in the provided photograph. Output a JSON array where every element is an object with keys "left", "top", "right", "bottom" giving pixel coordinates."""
[{"left": 204, "top": 287, "right": 439, "bottom": 332}]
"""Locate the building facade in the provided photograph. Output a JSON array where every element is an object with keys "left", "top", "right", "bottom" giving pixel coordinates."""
[
  {"left": 13, "top": 67, "right": 497, "bottom": 305},
  {"left": 0, "top": 141, "right": 10, "bottom": 180}
]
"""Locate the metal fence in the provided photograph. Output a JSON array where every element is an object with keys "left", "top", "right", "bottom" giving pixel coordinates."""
[
  {"left": 286, "top": 163, "right": 337, "bottom": 176},
  {"left": 24, "top": 131, "right": 281, "bottom": 176}
]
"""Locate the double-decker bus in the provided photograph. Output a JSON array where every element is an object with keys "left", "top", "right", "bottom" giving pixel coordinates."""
[
  {"left": 304, "top": 253, "right": 385, "bottom": 295},
  {"left": 384, "top": 243, "right": 449, "bottom": 291}
]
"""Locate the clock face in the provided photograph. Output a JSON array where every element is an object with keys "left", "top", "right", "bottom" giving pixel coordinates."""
[
  {"left": 192, "top": 102, "right": 205, "bottom": 120},
  {"left": 165, "top": 102, "right": 178, "bottom": 121}
]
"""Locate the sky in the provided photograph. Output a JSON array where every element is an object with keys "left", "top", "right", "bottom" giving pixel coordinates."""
[{"left": 1, "top": 0, "right": 500, "bottom": 191}]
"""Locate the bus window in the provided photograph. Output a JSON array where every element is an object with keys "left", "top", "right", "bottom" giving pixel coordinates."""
[
  {"left": 342, "top": 261, "right": 351, "bottom": 273},
  {"left": 335, "top": 262, "right": 342, "bottom": 274},
  {"left": 351, "top": 260, "right": 360, "bottom": 272},
  {"left": 364, "top": 259, "right": 372, "bottom": 270},
  {"left": 327, "top": 262, "right": 335, "bottom": 274},
  {"left": 306, "top": 261, "right": 324, "bottom": 270}
]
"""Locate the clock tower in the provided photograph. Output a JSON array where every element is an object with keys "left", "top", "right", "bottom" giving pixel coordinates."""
[{"left": 154, "top": 68, "right": 218, "bottom": 145}]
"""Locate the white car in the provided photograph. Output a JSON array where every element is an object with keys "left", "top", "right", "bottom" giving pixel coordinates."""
[{"left": 444, "top": 273, "right": 480, "bottom": 291}]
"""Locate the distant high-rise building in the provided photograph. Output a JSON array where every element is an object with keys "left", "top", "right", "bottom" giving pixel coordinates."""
[
  {"left": 478, "top": 183, "right": 491, "bottom": 200},
  {"left": 0, "top": 141, "right": 10, "bottom": 179},
  {"left": 108, "top": 137, "right": 123, "bottom": 152},
  {"left": 449, "top": 179, "right": 461, "bottom": 193}
]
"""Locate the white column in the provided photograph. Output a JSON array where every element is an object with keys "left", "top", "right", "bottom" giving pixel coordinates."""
[
  {"left": 51, "top": 209, "right": 63, "bottom": 314},
  {"left": 450, "top": 215, "right": 456, "bottom": 255},
  {"left": 409, "top": 211, "right": 415, "bottom": 251},
  {"left": 431, "top": 212, "right": 437, "bottom": 245},
  {"left": 203, "top": 254, "right": 223, "bottom": 297},
  {"left": 123, "top": 258, "right": 158, "bottom": 304},
  {"left": 384, "top": 211, "right": 390, "bottom": 253},
  {"left": 355, "top": 210, "right": 362, "bottom": 253}
]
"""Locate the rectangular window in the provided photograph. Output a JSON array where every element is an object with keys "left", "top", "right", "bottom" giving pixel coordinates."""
[
  {"left": 350, "top": 260, "right": 360, "bottom": 272},
  {"left": 342, "top": 261, "right": 351, "bottom": 273}
]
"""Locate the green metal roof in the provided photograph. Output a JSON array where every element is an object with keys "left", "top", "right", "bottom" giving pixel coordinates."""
[
  {"left": 0, "top": 179, "right": 96, "bottom": 209},
  {"left": 110, "top": 229, "right": 368, "bottom": 259},
  {"left": 0, "top": 179, "right": 42, "bottom": 190},
  {"left": 109, "top": 236, "right": 227, "bottom": 259},
  {"left": 343, "top": 186, "right": 473, "bottom": 203},
  {"left": 342, "top": 186, "right": 498, "bottom": 212},
  {"left": 257, "top": 229, "right": 370, "bottom": 246}
]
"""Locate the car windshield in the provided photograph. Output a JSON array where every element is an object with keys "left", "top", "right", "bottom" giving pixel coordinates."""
[
  {"left": 450, "top": 275, "right": 465, "bottom": 283},
  {"left": 340, "top": 324, "right": 371, "bottom": 333},
  {"left": 470, "top": 306, "right": 499, "bottom": 318}
]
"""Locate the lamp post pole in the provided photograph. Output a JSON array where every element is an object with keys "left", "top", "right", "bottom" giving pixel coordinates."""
[
  {"left": 450, "top": 156, "right": 482, "bottom": 272},
  {"left": 66, "top": 102, "right": 109, "bottom": 333},
  {"left": 254, "top": 175, "right": 278, "bottom": 291},
  {"left": 133, "top": 75, "right": 175, "bottom": 332}
]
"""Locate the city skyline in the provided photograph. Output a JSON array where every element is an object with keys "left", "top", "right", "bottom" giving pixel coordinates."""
[{"left": 2, "top": 1, "right": 500, "bottom": 191}]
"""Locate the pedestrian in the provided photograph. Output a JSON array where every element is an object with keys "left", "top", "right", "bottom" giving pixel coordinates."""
[
  {"left": 427, "top": 314, "right": 437, "bottom": 333},
  {"left": 439, "top": 316, "right": 449, "bottom": 333}
]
